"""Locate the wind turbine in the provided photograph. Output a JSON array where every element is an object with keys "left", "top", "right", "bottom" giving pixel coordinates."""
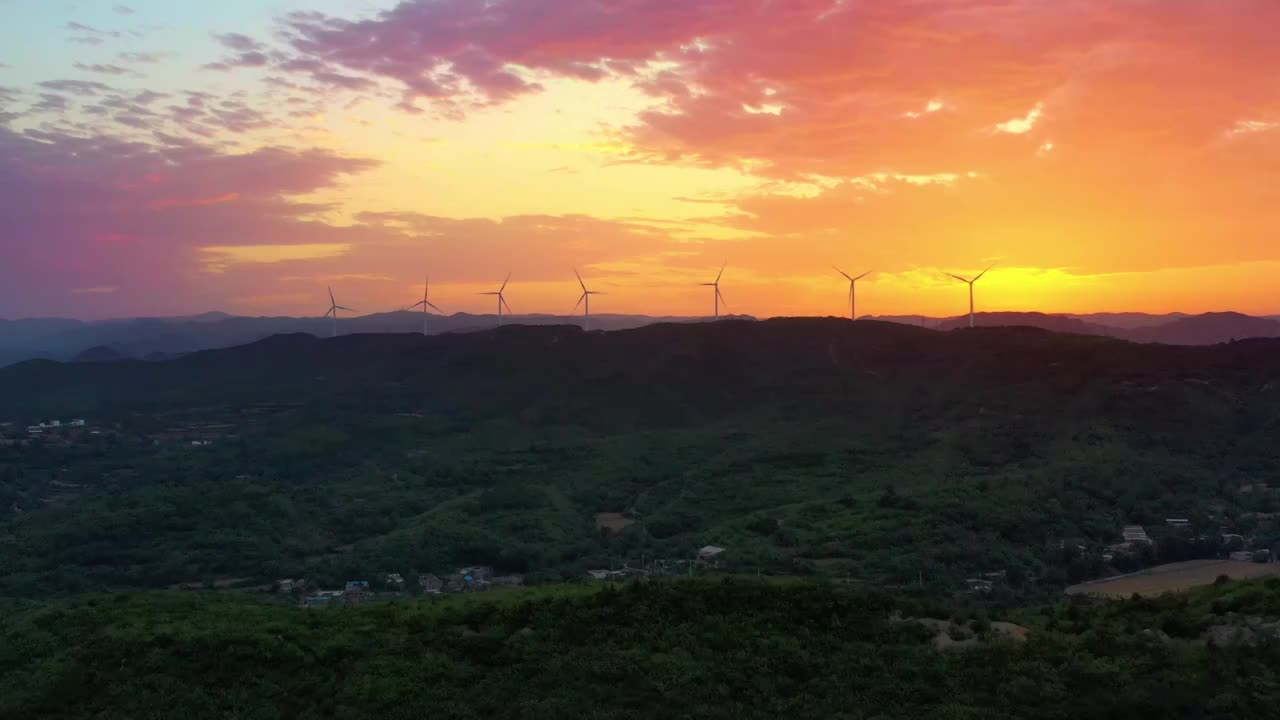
[
  {"left": 834, "top": 267, "right": 872, "bottom": 320},
  {"left": 479, "top": 273, "right": 512, "bottom": 327},
  {"left": 573, "top": 268, "right": 604, "bottom": 331},
  {"left": 324, "top": 286, "right": 354, "bottom": 338},
  {"left": 700, "top": 262, "right": 727, "bottom": 320},
  {"left": 406, "top": 276, "right": 442, "bottom": 335},
  {"left": 947, "top": 263, "right": 996, "bottom": 329}
]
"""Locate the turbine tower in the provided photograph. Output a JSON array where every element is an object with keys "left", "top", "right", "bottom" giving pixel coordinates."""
[
  {"left": 406, "top": 276, "right": 442, "bottom": 335},
  {"left": 480, "top": 273, "right": 512, "bottom": 327},
  {"left": 947, "top": 263, "right": 996, "bottom": 329},
  {"left": 574, "top": 268, "right": 604, "bottom": 331},
  {"left": 324, "top": 286, "right": 354, "bottom": 338},
  {"left": 700, "top": 262, "right": 727, "bottom": 320},
  {"left": 834, "top": 267, "right": 872, "bottom": 320}
]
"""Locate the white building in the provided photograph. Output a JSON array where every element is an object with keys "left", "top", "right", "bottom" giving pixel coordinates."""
[
  {"left": 698, "top": 546, "right": 726, "bottom": 560},
  {"left": 1122, "top": 526, "right": 1152, "bottom": 544}
]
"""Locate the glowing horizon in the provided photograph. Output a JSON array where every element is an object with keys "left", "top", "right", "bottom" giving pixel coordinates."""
[{"left": 2, "top": 0, "right": 1279, "bottom": 321}]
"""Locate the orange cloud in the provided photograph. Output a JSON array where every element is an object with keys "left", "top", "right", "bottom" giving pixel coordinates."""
[{"left": 150, "top": 192, "right": 241, "bottom": 210}]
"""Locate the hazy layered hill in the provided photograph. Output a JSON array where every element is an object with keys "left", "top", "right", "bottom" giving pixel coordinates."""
[
  {"left": 934, "top": 312, "right": 1123, "bottom": 336},
  {"left": 876, "top": 311, "right": 1280, "bottom": 344},
  {"left": 0, "top": 311, "right": 751, "bottom": 366},
  {"left": 1127, "top": 312, "right": 1280, "bottom": 345},
  {"left": 2, "top": 308, "right": 1278, "bottom": 367}
]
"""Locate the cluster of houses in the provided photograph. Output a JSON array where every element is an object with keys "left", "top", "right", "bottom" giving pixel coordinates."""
[
  {"left": 0, "top": 418, "right": 100, "bottom": 447},
  {"left": 22, "top": 418, "right": 88, "bottom": 435},
  {"left": 1097, "top": 519, "right": 1274, "bottom": 564},
  {"left": 289, "top": 566, "right": 527, "bottom": 608}
]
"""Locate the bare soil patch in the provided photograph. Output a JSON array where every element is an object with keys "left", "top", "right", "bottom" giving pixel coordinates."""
[
  {"left": 594, "top": 512, "right": 635, "bottom": 534},
  {"left": 1066, "top": 559, "right": 1280, "bottom": 598}
]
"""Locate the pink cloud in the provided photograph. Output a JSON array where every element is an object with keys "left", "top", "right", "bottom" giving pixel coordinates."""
[{"left": 0, "top": 125, "right": 379, "bottom": 317}]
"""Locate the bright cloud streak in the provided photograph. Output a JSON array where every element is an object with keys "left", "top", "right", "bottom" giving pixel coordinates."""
[
  {"left": 200, "top": 244, "right": 353, "bottom": 273},
  {"left": 995, "top": 103, "right": 1044, "bottom": 135}
]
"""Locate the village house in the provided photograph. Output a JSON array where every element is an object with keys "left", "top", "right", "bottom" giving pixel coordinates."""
[
  {"left": 344, "top": 580, "right": 371, "bottom": 603},
  {"left": 419, "top": 574, "right": 444, "bottom": 594},
  {"left": 302, "top": 590, "right": 343, "bottom": 608},
  {"left": 587, "top": 569, "right": 611, "bottom": 580},
  {"left": 445, "top": 566, "right": 494, "bottom": 591},
  {"left": 1122, "top": 526, "right": 1152, "bottom": 544},
  {"left": 697, "top": 546, "right": 726, "bottom": 568},
  {"left": 965, "top": 578, "right": 994, "bottom": 593},
  {"left": 456, "top": 566, "right": 493, "bottom": 583},
  {"left": 1229, "top": 551, "right": 1256, "bottom": 562},
  {"left": 385, "top": 573, "right": 404, "bottom": 588},
  {"left": 490, "top": 574, "right": 525, "bottom": 587}
]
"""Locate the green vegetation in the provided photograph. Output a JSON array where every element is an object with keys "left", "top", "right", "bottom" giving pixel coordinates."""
[
  {"left": 3, "top": 578, "right": 1279, "bottom": 719},
  {"left": 3, "top": 320, "right": 1280, "bottom": 596}
]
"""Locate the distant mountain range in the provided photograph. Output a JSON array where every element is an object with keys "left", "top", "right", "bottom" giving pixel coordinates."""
[
  {"left": 869, "top": 311, "right": 1280, "bottom": 346},
  {"left": 0, "top": 311, "right": 752, "bottom": 367},
  {"left": 1, "top": 309, "right": 1276, "bottom": 367}
]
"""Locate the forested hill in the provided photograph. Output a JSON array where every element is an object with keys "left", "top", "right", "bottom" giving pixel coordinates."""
[
  {"left": 3, "top": 319, "right": 1280, "bottom": 597},
  {"left": 2, "top": 579, "right": 1279, "bottom": 719},
  {"left": 4, "top": 317, "right": 1280, "bottom": 421}
]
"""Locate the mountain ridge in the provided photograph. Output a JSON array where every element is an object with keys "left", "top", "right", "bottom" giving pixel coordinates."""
[{"left": 2, "top": 309, "right": 1279, "bottom": 367}]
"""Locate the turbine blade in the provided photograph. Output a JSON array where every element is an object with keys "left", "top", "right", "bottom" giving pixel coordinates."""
[
  {"left": 499, "top": 272, "right": 511, "bottom": 293},
  {"left": 407, "top": 300, "right": 426, "bottom": 310},
  {"left": 974, "top": 263, "right": 997, "bottom": 282},
  {"left": 715, "top": 261, "right": 726, "bottom": 284},
  {"left": 328, "top": 286, "right": 335, "bottom": 305},
  {"left": 716, "top": 287, "right": 728, "bottom": 309},
  {"left": 424, "top": 276, "right": 429, "bottom": 301},
  {"left": 834, "top": 266, "right": 854, "bottom": 281},
  {"left": 575, "top": 292, "right": 586, "bottom": 311},
  {"left": 426, "top": 301, "right": 442, "bottom": 313},
  {"left": 854, "top": 270, "right": 873, "bottom": 281},
  {"left": 336, "top": 306, "right": 354, "bottom": 311},
  {"left": 501, "top": 295, "right": 513, "bottom": 314},
  {"left": 947, "top": 273, "right": 971, "bottom": 283},
  {"left": 479, "top": 292, "right": 499, "bottom": 295},
  {"left": 574, "top": 267, "right": 587, "bottom": 293},
  {"left": 700, "top": 283, "right": 717, "bottom": 286}
]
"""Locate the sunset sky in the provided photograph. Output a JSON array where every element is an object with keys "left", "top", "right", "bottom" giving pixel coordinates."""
[{"left": 2, "top": 0, "right": 1278, "bottom": 320}]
